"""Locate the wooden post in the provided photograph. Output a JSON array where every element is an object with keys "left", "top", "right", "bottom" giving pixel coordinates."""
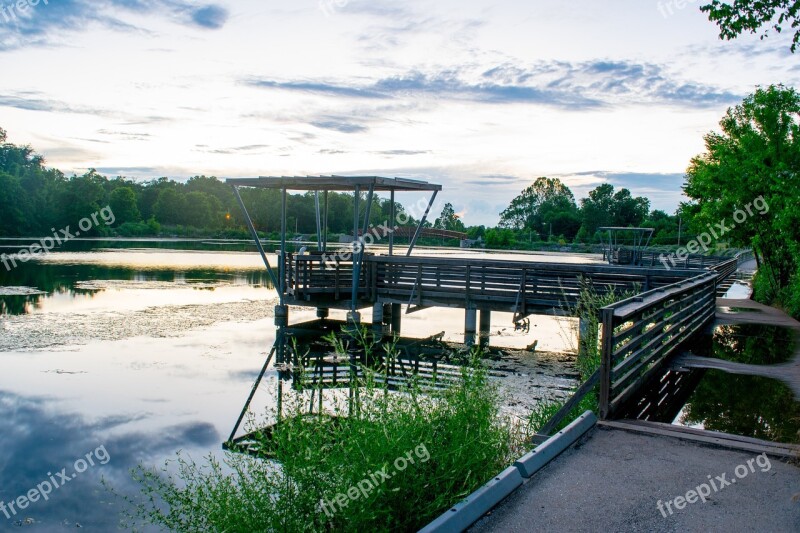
[
  {"left": 479, "top": 309, "right": 491, "bottom": 348},
  {"left": 599, "top": 307, "right": 614, "bottom": 420},
  {"left": 464, "top": 309, "right": 477, "bottom": 346},
  {"left": 391, "top": 303, "right": 402, "bottom": 334}
]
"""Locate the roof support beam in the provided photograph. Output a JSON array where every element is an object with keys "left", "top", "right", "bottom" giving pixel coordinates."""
[
  {"left": 406, "top": 190, "right": 438, "bottom": 257},
  {"left": 231, "top": 186, "right": 281, "bottom": 301}
]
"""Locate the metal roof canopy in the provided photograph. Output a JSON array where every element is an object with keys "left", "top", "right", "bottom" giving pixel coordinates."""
[
  {"left": 599, "top": 227, "right": 655, "bottom": 266},
  {"left": 227, "top": 175, "right": 442, "bottom": 316},
  {"left": 226, "top": 175, "right": 442, "bottom": 192}
]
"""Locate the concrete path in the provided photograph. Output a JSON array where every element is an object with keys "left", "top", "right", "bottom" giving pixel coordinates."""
[
  {"left": 471, "top": 426, "right": 800, "bottom": 532},
  {"left": 472, "top": 262, "right": 800, "bottom": 532}
]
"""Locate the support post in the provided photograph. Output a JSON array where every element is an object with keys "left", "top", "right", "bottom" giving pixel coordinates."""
[
  {"left": 350, "top": 185, "right": 361, "bottom": 313},
  {"left": 383, "top": 303, "right": 392, "bottom": 330},
  {"left": 352, "top": 185, "right": 374, "bottom": 313},
  {"left": 465, "top": 308, "right": 477, "bottom": 346},
  {"left": 323, "top": 190, "right": 329, "bottom": 252},
  {"left": 599, "top": 307, "right": 614, "bottom": 420},
  {"left": 479, "top": 309, "right": 491, "bottom": 348},
  {"left": 280, "top": 188, "right": 287, "bottom": 297},
  {"left": 389, "top": 188, "right": 396, "bottom": 256},
  {"left": 391, "top": 303, "right": 402, "bottom": 334},
  {"left": 314, "top": 191, "right": 323, "bottom": 251},
  {"left": 406, "top": 190, "right": 438, "bottom": 256}
]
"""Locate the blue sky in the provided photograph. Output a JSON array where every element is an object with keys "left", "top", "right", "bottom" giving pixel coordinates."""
[{"left": 0, "top": 0, "right": 796, "bottom": 225}]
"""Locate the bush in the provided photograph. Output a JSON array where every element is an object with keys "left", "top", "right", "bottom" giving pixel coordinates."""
[
  {"left": 123, "top": 348, "right": 524, "bottom": 532},
  {"left": 754, "top": 263, "right": 800, "bottom": 319}
]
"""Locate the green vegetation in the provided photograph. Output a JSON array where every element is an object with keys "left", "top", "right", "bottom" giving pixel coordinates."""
[
  {"left": 0, "top": 126, "right": 691, "bottom": 251},
  {"left": 682, "top": 84, "right": 800, "bottom": 318},
  {"left": 701, "top": 0, "right": 800, "bottom": 53},
  {"left": 123, "top": 346, "right": 525, "bottom": 532},
  {"left": 0, "top": 127, "right": 421, "bottom": 239},
  {"left": 497, "top": 177, "right": 660, "bottom": 245},
  {"left": 526, "top": 280, "right": 638, "bottom": 435}
]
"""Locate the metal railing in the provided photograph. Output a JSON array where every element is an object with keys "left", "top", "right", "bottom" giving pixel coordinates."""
[{"left": 598, "top": 271, "right": 718, "bottom": 419}]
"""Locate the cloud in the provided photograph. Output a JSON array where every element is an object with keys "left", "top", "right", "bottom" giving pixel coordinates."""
[
  {"left": 196, "top": 144, "right": 271, "bottom": 155},
  {"left": 0, "top": 94, "right": 109, "bottom": 115},
  {"left": 246, "top": 79, "right": 388, "bottom": 100},
  {"left": 310, "top": 120, "right": 369, "bottom": 133},
  {"left": 0, "top": 391, "right": 219, "bottom": 530},
  {"left": 464, "top": 174, "right": 525, "bottom": 186},
  {"left": 247, "top": 59, "right": 739, "bottom": 110},
  {"left": 0, "top": 0, "right": 229, "bottom": 51},
  {"left": 97, "top": 129, "right": 153, "bottom": 141},
  {"left": 559, "top": 171, "right": 687, "bottom": 213},
  {"left": 371, "top": 149, "right": 431, "bottom": 156},
  {"left": 93, "top": 166, "right": 164, "bottom": 175},
  {"left": 189, "top": 4, "right": 228, "bottom": 29}
]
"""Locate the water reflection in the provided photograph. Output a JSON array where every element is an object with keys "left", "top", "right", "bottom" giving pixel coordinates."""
[
  {"left": 0, "top": 392, "right": 219, "bottom": 531},
  {"left": 623, "top": 323, "right": 800, "bottom": 444},
  {"left": 0, "top": 253, "right": 276, "bottom": 316},
  {"left": 678, "top": 371, "right": 800, "bottom": 443},
  {"left": 0, "top": 242, "right": 590, "bottom": 529}
]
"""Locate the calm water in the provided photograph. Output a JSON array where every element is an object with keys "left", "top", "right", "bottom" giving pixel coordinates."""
[
  {"left": 0, "top": 240, "right": 593, "bottom": 530},
  {"left": 671, "top": 322, "right": 800, "bottom": 442}
]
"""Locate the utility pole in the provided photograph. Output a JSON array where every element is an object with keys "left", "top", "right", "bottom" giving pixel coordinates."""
[{"left": 677, "top": 217, "right": 682, "bottom": 247}]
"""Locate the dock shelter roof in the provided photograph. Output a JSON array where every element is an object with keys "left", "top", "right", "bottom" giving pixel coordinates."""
[{"left": 226, "top": 175, "right": 442, "bottom": 192}]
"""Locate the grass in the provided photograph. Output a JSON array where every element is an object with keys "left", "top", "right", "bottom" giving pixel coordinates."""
[{"left": 121, "top": 338, "right": 526, "bottom": 532}]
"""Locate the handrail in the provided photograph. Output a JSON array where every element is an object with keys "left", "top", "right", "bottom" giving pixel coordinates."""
[{"left": 598, "top": 271, "right": 717, "bottom": 419}]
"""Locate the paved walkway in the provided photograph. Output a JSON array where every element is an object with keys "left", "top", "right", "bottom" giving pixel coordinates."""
[
  {"left": 472, "top": 261, "right": 800, "bottom": 532},
  {"left": 471, "top": 426, "right": 800, "bottom": 532}
]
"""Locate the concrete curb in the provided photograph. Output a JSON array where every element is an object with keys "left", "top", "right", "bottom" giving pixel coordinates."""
[
  {"left": 418, "top": 410, "right": 597, "bottom": 533},
  {"left": 514, "top": 411, "right": 597, "bottom": 477}
]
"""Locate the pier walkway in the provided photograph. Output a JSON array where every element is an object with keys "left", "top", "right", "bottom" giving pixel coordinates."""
[
  {"left": 462, "top": 265, "right": 800, "bottom": 533},
  {"left": 470, "top": 423, "right": 799, "bottom": 533}
]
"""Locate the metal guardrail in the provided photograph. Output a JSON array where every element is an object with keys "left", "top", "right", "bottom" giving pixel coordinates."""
[{"left": 598, "top": 271, "right": 718, "bottom": 419}]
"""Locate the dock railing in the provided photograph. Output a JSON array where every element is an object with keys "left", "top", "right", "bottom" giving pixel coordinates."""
[
  {"left": 598, "top": 270, "right": 718, "bottom": 419},
  {"left": 284, "top": 253, "right": 704, "bottom": 310}
]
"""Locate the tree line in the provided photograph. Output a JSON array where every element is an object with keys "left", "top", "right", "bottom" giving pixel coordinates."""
[
  {"left": 0, "top": 126, "right": 687, "bottom": 249},
  {"left": 0, "top": 129, "right": 421, "bottom": 239}
]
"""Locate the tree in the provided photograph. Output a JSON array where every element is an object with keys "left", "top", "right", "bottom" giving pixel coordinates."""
[
  {"left": 109, "top": 187, "right": 141, "bottom": 226},
  {"left": 611, "top": 188, "right": 650, "bottom": 228},
  {"left": 434, "top": 203, "right": 466, "bottom": 233},
  {"left": 154, "top": 188, "right": 187, "bottom": 226},
  {"left": 56, "top": 171, "right": 106, "bottom": 232},
  {"left": 578, "top": 184, "right": 650, "bottom": 237},
  {"left": 701, "top": 1, "right": 800, "bottom": 53},
  {"left": 484, "top": 228, "right": 515, "bottom": 248},
  {"left": 683, "top": 85, "right": 800, "bottom": 308},
  {"left": 499, "top": 177, "right": 579, "bottom": 239}
]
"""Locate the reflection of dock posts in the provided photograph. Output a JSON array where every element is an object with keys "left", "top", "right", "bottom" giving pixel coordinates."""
[
  {"left": 391, "top": 303, "right": 402, "bottom": 335},
  {"left": 274, "top": 305, "right": 289, "bottom": 419},
  {"left": 383, "top": 304, "right": 392, "bottom": 333},
  {"left": 465, "top": 308, "right": 477, "bottom": 346},
  {"left": 372, "top": 303, "right": 387, "bottom": 337},
  {"left": 479, "top": 309, "right": 491, "bottom": 348}
]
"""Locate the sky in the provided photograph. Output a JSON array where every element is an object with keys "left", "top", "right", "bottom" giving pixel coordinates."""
[{"left": 0, "top": 0, "right": 796, "bottom": 226}]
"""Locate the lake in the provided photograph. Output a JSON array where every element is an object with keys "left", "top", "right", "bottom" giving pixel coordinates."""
[
  {"left": 6, "top": 240, "right": 792, "bottom": 529},
  {"left": 0, "top": 239, "right": 594, "bottom": 530}
]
